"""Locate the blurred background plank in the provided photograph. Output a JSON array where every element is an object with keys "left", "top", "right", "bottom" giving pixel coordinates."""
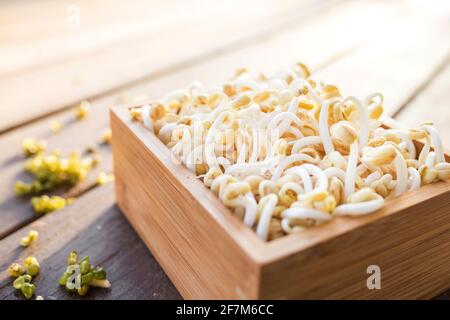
[
  {"left": 0, "top": 0, "right": 407, "bottom": 239},
  {"left": 315, "top": 0, "right": 450, "bottom": 116},
  {"left": 0, "top": 0, "right": 449, "bottom": 300},
  {"left": 396, "top": 63, "right": 450, "bottom": 147},
  {"left": 0, "top": 0, "right": 335, "bottom": 133}
]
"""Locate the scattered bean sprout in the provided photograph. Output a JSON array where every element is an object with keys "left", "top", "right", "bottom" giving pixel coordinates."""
[{"left": 130, "top": 62, "right": 449, "bottom": 241}]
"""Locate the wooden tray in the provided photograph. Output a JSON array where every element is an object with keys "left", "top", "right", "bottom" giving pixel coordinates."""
[{"left": 110, "top": 105, "right": 450, "bottom": 299}]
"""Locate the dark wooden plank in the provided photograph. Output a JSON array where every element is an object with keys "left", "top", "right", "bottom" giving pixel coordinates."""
[
  {"left": 0, "top": 183, "right": 181, "bottom": 300},
  {"left": 0, "top": 0, "right": 405, "bottom": 239},
  {"left": 0, "top": 0, "right": 333, "bottom": 132}
]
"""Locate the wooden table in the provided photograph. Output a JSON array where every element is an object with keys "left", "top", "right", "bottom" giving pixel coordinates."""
[{"left": 0, "top": 0, "right": 449, "bottom": 300}]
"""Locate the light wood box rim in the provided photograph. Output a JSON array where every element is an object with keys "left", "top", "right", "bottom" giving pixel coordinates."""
[{"left": 111, "top": 104, "right": 450, "bottom": 266}]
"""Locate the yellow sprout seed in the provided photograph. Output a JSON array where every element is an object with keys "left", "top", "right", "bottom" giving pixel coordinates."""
[
  {"left": 20, "top": 230, "right": 39, "bottom": 247},
  {"left": 21, "top": 138, "right": 47, "bottom": 157},
  {"left": 96, "top": 172, "right": 115, "bottom": 186},
  {"left": 101, "top": 128, "right": 112, "bottom": 144},
  {"left": 50, "top": 121, "right": 63, "bottom": 133},
  {"left": 74, "top": 100, "right": 90, "bottom": 120},
  {"left": 24, "top": 256, "right": 40, "bottom": 276},
  {"left": 31, "top": 195, "right": 74, "bottom": 214},
  {"left": 8, "top": 263, "right": 25, "bottom": 278}
]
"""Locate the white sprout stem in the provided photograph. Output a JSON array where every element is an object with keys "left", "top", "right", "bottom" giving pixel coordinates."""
[
  {"left": 365, "top": 171, "right": 382, "bottom": 186},
  {"left": 259, "top": 180, "right": 277, "bottom": 197},
  {"left": 324, "top": 167, "right": 346, "bottom": 181},
  {"left": 342, "top": 96, "right": 369, "bottom": 150},
  {"left": 369, "top": 120, "right": 382, "bottom": 131},
  {"left": 380, "top": 174, "right": 396, "bottom": 189},
  {"left": 408, "top": 167, "right": 421, "bottom": 191},
  {"left": 300, "top": 163, "right": 328, "bottom": 190},
  {"left": 287, "top": 126, "right": 304, "bottom": 139},
  {"left": 271, "top": 154, "right": 317, "bottom": 181},
  {"left": 192, "top": 118, "right": 203, "bottom": 150},
  {"left": 334, "top": 195, "right": 384, "bottom": 216},
  {"left": 418, "top": 143, "right": 430, "bottom": 167},
  {"left": 233, "top": 79, "right": 261, "bottom": 91},
  {"left": 267, "top": 112, "right": 304, "bottom": 142},
  {"left": 268, "top": 112, "right": 303, "bottom": 130},
  {"left": 365, "top": 92, "right": 384, "bottom": 106},
  {"left": 287, "top": 97, "right": 299, "bottom": 113},
  {"left": 247, "top": 120, "right": 260, "bottom": 163},
  {"left": 256, "top": 194, "right": 278, "bottom": 240},
  {"left": 403, "top": 140, "right": 416, "bottom": 159},
  {"left": 158, "top": 123, "right": 176, "bottom": 144},
  {"left": 291, "top": 136, "right": 322, "bottom": 154},
  {"left": 356, "top": 163, "right": 368, "bottom": 177},
  {"left": 386, "top": 130, "right": 416, "bottom": 159},
  {"left": 425, "top": 151, "right": 436, "bottom": 168},
  {"left": 280, "top": 182, "right": 304, "bottom": 196},
  {"left": 319, "top": 100, "right": 334, "bottom": 155},
  {"left": 283, "top": 167, "right": 313, "bottom": 192},
  {"left": 140, "top": 105, "right": 153, "bottom": 132},
  {"left": 216, "top": 157, "right": 231, "bottom": 169},
  {"left": 211, "top": 175, "right": 233, "bottom": 200},
  {"left": 282, "top": 207, "right": 332, "bottom": 221},
  {"left": 204, "top": 111, "right": 232, "bottom": 169},
  {"left": 242, "top": 193, "right": 258, "bottom": 227},
  {"left": 289, "top": 78, "right": 322, "bottom": 104},
  {"left": 181, "top": 128, "right": 192, "bottom": 163},
  {"left": 236, "top": 103, "right": 261, "bottom": 121},
  {"left": 171, "top": 141, "right": 184, "bottom": 163},
  {"left": 236, "top": 137, "right": 248, "bottom": 164},
  {"left": 260, "top": 107, "right": 281, "bottom": 128},
  {"left": 278, "top": 119, "right": 290, "bottom": 134},
  {"left": 344, "top": 141, "right": 359, "bottom": 200},
  {"left": 422, "top": 125, "right": 445, "bottom": 163},
  {"left": 186, "top": 145, "right": 203, "bottom": 172},
  {"left": 328, "top": 151, "right": 347, "bottom": 170},
  {"left": 393, "top": 151, "right": 408, "bottom": 196},
  {"left": 281, "top": 218, "right": 305, "bottom": 234},
  {"left": 207, "top": 103, "right": 231, "bottom": 122},
  {"left": 225, "top": 159, "right": 273, "bottom": 176}
]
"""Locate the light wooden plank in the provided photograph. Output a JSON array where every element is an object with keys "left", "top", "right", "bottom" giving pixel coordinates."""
[
  {"left": 0, "top": 0, "right": 405, "bottom": 238},
  {"left": 0, "top": 0, "right": 332, "bottom": 132},
  {"left": 395, "top": 62, "right": 450, "bottom": 146},
  {"left": 0, "top": 0, "right": 311, "bottom": 75},
  {"left": 315, "top": 0, "right": 450, "bottom": 117},
  {"left": 0, "top": 183, "right": 181, "bottom": 300}
]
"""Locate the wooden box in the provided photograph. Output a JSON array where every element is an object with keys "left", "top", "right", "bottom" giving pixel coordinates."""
[{"left": 110, "top": 105, "right": 450, "bottom": 299}]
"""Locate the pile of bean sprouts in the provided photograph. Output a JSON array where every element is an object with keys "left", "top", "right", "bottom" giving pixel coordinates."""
[{"left": 130, "top": 63, "right": 449, "bottom": 241}]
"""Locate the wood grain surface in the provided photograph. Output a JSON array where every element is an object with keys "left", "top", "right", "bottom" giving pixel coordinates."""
[{"left": 0, "top": 0, "right": 449, "bottom": 300}]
